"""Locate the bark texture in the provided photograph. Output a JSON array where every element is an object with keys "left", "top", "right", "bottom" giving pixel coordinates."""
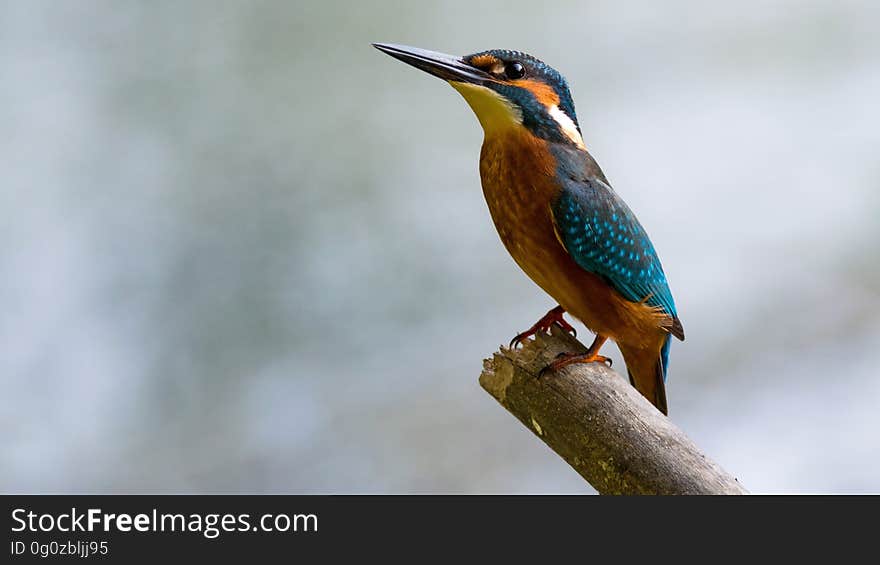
[{"left": 479, "top": 327, "right": 747, "bottom": 494}]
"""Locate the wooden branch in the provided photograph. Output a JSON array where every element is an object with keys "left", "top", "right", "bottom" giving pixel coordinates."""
[{"left": 479, "top": 327, "right": 747, "bottom": 495}]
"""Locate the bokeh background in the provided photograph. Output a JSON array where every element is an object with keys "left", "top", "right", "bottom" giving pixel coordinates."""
[{"left": 3, "top": 0, "right": 879, "bottom": 493}]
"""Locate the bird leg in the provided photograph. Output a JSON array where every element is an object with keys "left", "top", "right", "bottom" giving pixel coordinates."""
[
  {"left": 538, "top": 334, "right": 611, "bottom": 378},
  {"left": 509, "top": 305, "right": 577, "bottom": 349}
]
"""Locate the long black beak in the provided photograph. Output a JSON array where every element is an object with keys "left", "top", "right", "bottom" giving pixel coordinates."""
[{"left": 372, "top": 43, "right": 492, "bottom": 86}]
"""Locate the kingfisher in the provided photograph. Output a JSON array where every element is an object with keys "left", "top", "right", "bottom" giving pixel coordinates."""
[{"left": 374, "top": 43, "right": 684, "bottom": 415}]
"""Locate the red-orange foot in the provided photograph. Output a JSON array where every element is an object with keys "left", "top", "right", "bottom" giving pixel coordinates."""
[
  {"left": 538, "top": 334, "right": 611, "bottom": 378},
  {"left": 538, "top": 352, "right": 612, "bottom": 378},
  {"left": 509, "top": 306, "right": 576, "bottom": 349}
]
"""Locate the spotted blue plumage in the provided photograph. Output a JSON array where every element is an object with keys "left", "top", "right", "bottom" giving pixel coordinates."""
[
  {"left": 550, "top": 171, "right": 683, "bottom": 378},
  {"left": 552, "top": 178, "right": 677, "bottom": 316}
]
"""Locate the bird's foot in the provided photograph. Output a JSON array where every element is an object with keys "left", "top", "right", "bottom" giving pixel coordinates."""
[
  {"left": 538, "top": 351, "right": 612, "bottom": 378},
  {"left": 509, "top": 305, "right": 576, "bottom": 349}
]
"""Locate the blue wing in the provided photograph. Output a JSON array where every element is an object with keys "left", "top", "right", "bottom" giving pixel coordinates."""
[{"left": 551, "top": 176, "right": 684, "bottom": 340}]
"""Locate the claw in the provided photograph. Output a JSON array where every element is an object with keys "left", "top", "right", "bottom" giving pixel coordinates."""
[
  {"left": 536, "top": 334, "right": 611, "bottom": 378},
  {"left": 537, "top": 364, "right": 553, "bottom": 379},
  {"left": 509, "top": 306, "right": 577, "bottom": 349},
  {"left": 539, "top": 351, "right": 612, "bottom": 377}
]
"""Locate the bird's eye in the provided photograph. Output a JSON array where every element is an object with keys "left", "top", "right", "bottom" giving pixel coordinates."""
[{"left": 504, "top": 61, "right": 525, "bottom": 79}]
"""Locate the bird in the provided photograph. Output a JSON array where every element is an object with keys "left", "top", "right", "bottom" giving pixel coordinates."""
[{"left": 373, "top": 43, "right": 684, "bottom": 415}]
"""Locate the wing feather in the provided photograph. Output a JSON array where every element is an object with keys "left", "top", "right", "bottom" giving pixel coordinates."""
[{"left": 551, "top": 176, "right": 684, "bottom": 340}]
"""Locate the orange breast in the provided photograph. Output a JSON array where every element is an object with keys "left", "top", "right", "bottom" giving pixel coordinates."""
[{"left": 479, "top": 130, "right": 665, "bottom": 348}]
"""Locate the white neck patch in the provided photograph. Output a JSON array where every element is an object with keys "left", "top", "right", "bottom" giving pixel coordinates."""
[
  {"left": 450, "top": 81, "right": 586, "bottom": 150},
  {"left": 548, "top": 104, "right": 585, "bottom": 150}
]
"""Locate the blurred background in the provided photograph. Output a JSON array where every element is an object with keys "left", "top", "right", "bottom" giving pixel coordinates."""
[{"left": 2, "top": 0, "right": 879, "bottom": 493}]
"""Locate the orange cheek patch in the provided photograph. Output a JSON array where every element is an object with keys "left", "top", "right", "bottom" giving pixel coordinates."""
[
  {"left": 512, "top": 79, "right": 560, "bottom": 107},
  {"left": 468, "top": 54, "right": 499, "bottom": 68}
]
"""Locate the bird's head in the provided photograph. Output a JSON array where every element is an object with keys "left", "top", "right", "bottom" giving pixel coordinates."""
[{"left": 373, "top": 43, "right": 585, "bottom": 150}]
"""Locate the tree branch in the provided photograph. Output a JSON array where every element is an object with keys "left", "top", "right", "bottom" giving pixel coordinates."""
[{"left": 479, "top": 327, "right": 747, "bottom": 494}]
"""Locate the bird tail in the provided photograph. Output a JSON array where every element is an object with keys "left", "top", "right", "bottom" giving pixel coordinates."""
[{"left": 620, "top": 335, "right": 670, "bottom": 415}]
